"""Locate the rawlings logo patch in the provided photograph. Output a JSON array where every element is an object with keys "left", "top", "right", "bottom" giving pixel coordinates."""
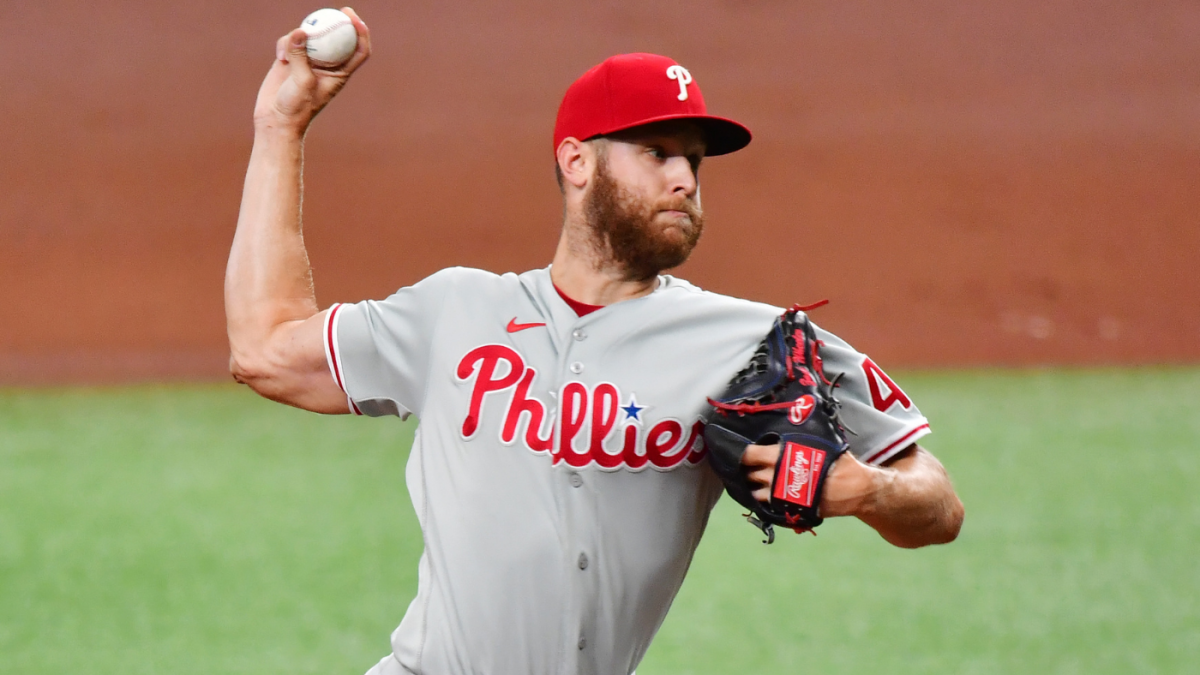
[
  {"left": 787, "top": 395, "right": 815, "bottom": 425},
  {"left": 773, "top": 442, "right": 827, "bottom": 508}
]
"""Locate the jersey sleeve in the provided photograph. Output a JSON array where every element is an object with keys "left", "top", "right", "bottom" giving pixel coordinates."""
[
  {"left": 811, "top": 322, "right": 931, "bottom": 465},
  {"left": 324, "top": 268, "right": 458, "bottom": 418}
]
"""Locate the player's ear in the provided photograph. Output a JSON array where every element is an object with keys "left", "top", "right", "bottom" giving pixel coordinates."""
[{"left": 556, "top": 138, "right": 590, "bottom": 190}]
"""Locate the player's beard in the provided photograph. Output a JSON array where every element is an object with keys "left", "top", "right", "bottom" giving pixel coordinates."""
[{"left": 583, "top": 154, "right": 705, "bottom": 282}]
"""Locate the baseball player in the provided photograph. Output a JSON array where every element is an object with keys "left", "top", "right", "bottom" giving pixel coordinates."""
[{"left": 226, "top": 12, "right": 963, "bottom": 675}]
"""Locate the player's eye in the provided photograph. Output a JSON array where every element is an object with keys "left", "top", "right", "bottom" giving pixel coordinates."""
[{"left": 647, "top": 146, "right": 667, "bottom": 160}]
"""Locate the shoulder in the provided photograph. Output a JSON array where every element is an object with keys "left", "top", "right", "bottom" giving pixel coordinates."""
[
  {"left": 650, "top": 276, "right": 866, "bottom": 357},
  {"left": 655, "top": 276, "right": 772, "bottom": 313},
  {"left": 418, "top": 266, "right": 508, "bottom": 288},
  {"left": 386, "top": 266, "right": 527, "bottom": 299},
  {"left": 630, "top": 276, "right": 785, "bottom": 355},
  {"left": 654, "top": 275, "right": 782, "bottom": 323},
  {"left": 348, "top": 267, "right": 529, "bottom": 322}
]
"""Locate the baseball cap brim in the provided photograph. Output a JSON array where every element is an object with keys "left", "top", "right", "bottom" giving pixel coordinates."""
[{"left": 587, "top": 113, "right": 752, "bottom": 157}]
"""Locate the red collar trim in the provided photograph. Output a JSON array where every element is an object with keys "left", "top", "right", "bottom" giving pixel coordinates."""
[{"left": 553, "top": 283, "right": 604, "bottom": 317}]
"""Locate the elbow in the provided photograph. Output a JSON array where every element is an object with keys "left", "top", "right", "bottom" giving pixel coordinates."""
[
  {"left": 916, "top": 496, "right": 966, "bottom": 548},
  {"left": 882, "top": 496, "right": 965, "bottom": 549},
  {"left": 228, "top": 348, "right": 279, "bottom": 397},
  {"left": 229, "top": 344, "right": 317, "bottom": 408},
  {"left": 943, "top": 497, "right": 965, "bottom": 544},
  {"left": 229, "top": 352, "right": 261, "bottom": 387}
]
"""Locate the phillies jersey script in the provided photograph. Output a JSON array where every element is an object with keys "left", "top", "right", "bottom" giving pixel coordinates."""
[{"left": 324, "top": 266, "right": 930, "bottom": 675}]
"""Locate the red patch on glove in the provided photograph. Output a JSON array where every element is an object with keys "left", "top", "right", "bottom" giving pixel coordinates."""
[{"left": 772, "top": 442, "right": 827, "bottom": 508}]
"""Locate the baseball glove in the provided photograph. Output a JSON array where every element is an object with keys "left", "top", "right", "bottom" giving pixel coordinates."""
[{"left": 704, "top": 304, "right": 850, "bottom": 544}]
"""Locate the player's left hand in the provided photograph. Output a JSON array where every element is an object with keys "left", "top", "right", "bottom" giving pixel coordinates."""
[{"left": 742, "top": 443, "right": 877, "bottom": 518}]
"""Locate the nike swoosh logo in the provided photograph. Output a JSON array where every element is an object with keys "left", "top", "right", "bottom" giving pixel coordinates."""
[{"left": 507, "top": 318, "right": 547, "bottom": 333}]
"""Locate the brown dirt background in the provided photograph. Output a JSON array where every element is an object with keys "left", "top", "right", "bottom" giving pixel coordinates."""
[{"left": 2, "top": 0, "right": 1198, "bottom": 384}]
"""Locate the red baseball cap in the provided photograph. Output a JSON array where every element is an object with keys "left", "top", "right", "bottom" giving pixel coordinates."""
[{"left": 553, "top": 53, "right": 752, "bottom": 157}]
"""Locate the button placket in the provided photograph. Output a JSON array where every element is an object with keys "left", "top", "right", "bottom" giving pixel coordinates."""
[{"left": 562, "top": 320, "right": 596, "bottom": 666}]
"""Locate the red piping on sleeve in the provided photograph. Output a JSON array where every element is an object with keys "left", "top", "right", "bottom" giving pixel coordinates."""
[
  {"left": 863, "top": 423, "right": 930, "bottom": 465},
  {"left": 326, "top": 305, "right": 347, "bottom": 393},
  {"left": 325, "top": 304, "right": 362, "bottom": 415}
]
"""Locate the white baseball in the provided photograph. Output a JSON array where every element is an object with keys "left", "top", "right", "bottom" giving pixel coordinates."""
[{"left": 299, "top": 8, "right": 358, "bottom": 68}]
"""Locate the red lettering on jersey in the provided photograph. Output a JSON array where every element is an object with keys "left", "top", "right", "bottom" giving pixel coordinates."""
[
  {"left": 862, "top": 357, "right": 912, "bottom": 412},
  {"left": 501, "top": 367, "right": 553, "bottom": 452},
  {"left": 590, "top": 383, "right": 622, "bottom": 468},
  {"left": 457, "top": 344, "right": 708, "bottom": 470},
  {"left": 684, "top": 420, "right": 708, "bottom": 464},
  {"left": 457, "top": 345, "right": 524, "bottom": 438},
  {"left": 558, "top": 381, "right": 590, "bottom": 467},
  {"left": 646, "top": 419, "right": 685, "bottom": 468},
  {"left": 620, "top": 423, "right": 648, "bottom": 470}
]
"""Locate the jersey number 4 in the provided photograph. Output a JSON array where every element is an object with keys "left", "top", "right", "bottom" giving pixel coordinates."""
[{"left": 863, "top": 357, "right": 912, "bottom": 412}]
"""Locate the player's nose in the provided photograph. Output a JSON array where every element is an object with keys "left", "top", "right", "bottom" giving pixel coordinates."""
[{"left": 664, "top": 156, "right": 698, "bottom": 197}]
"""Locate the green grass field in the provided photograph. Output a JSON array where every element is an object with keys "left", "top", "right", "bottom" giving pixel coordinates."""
[{"left": 2, "top": 369, "right": 1198, "bottom": 674}]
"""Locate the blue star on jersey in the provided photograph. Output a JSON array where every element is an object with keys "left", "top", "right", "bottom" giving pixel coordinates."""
[{"left": 622, "top": 395, "right": 645, "bottom": 421}]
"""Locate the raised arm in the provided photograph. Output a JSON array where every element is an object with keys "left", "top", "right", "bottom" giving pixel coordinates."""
[
  {"left": 744, "top": 443, "right": 964, "bottom": 548},
  {"left": 225, "top": 10, "right": 370, "bottom": 413}
]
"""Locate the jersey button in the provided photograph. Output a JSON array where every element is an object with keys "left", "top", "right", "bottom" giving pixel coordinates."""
[
  {"left": 578, "top": 636, "right": 587, "bottom": 650},
  {"left": 577, "top": 552, "right": 588, "bottom": 570},
  {"left": 569, "top": 472, "right": 583, "bottom": 488},
  {"left": 569, "top": 362, "right": 584, "bottom": 374},
  {"left": 572, "top": 329, "right": 587, "bottom": 341}
]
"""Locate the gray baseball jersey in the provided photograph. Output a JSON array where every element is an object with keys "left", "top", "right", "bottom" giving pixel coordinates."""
[{"left": 324, "top": 266, "right": 930, "bottom": 675}]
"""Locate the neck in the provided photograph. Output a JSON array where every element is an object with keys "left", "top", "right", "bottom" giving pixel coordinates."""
[{"left": 549, "top": 216, "right": 658, "bottom": 306}]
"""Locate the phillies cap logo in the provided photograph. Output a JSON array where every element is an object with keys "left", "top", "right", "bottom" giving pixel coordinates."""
[
  {"left": 788, "top": 395, "right": 815, "bottom": 425},
  {"left": 666, "top": 65, "right": 693, "bottom": 101}
]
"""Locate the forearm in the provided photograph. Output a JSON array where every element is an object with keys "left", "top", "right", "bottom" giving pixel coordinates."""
[
  {"left": 826, "top": 446, "right": 964, "bottom": 548},
  {"left": 225, "top": 127, "right": 318, "bottom": 377}
]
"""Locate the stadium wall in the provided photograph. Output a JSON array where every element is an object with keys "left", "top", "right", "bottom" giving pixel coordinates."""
[{"left": 2, "top": 0, "right": 1197, "bottom": 383}]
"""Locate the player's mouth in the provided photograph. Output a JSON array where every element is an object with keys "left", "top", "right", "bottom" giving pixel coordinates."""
[
  {"left": 659, "top": 209, "right": 694, "bottom": 224},
  {"left": 657, "top": 215, "right": 693, "bottom": 236}
]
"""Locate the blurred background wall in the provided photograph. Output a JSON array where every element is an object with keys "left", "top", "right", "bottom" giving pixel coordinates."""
[{"left": 2, "top": 0, "right": 1197, "bottom": 384}]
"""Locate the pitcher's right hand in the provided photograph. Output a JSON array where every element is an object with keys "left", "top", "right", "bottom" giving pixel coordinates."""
[{"left": 252, "top": 7, "right": 371, "bottom": 137}]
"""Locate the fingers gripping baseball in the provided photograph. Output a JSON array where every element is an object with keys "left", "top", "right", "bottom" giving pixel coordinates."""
[
  {"left": 254, "top": 8, "right": 371, "bottom": 134},
  {"left": 266, "top": 30, "right": 319, "bottom": 122}
]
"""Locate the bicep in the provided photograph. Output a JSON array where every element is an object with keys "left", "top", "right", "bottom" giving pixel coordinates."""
[
  {"left": 880, "top": 443, "right": 920, "bottom": 468},
  {"left": 866, "top": 443, "right": 964, "bottom": 546},
  {"left": 231, "top": 309, "right": 350, "bottom": 414},
  {"left": 881, "top": 444, "right": 946, "bottom": 479},
  {"left": 881, "top": 443, "right": 961, "bottom": 512}
]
